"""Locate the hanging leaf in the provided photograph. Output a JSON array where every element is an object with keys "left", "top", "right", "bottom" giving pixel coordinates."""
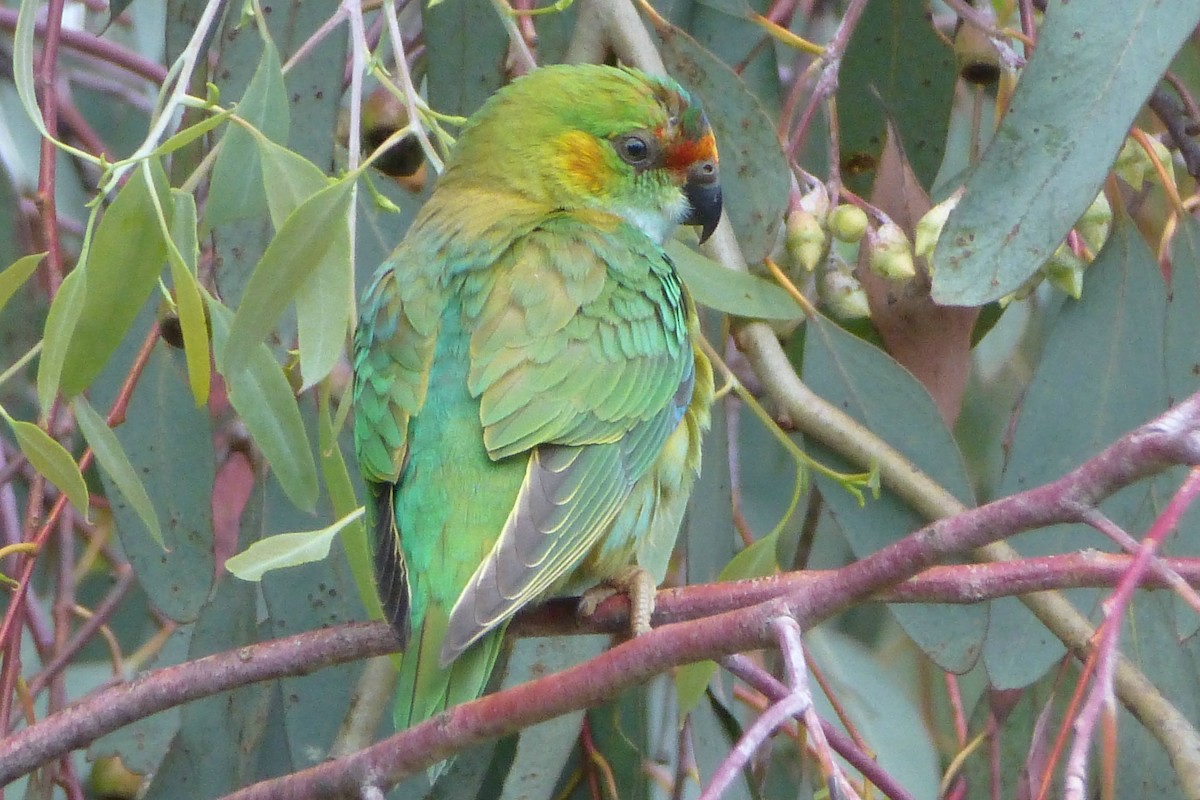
[
  {"left": 205, "top": 40, "right": 289, "bottom": 229},
  {"left": 226, "top": 507, "right": 364, "bottom": 581},
  {"left": 57, "top": 160, "right": 172, "bottom": 401},
  {"left": 1, "top": 408, "right": 89, "bottom": 518},
  {"left": 0, "top": 252, "right": 43, "bottom": 316},
  {"left": 209, "top": 299, "right": 319, "bottom": 511},
  {"left": 218, "top": 177, "right": 355, "bottom": 380},
  {"left": 166, "top": 190, "right": 211, "bottom": 405},
  {"left": 72, "top": 396, "right": 163, "bottom": 547}
]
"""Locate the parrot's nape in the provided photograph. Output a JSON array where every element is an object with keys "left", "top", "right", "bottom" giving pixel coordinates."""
[{"left": 352, "top": 63, "right": 720, "bottom": 739}]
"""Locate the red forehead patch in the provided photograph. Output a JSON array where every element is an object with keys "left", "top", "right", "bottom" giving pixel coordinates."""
[{"left": 666, "top": 130, "right": 718, "bottom": 171}]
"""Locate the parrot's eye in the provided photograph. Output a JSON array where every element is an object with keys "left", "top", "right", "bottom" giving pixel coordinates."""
[{"left": 614, "top": 133, "right": 655, "bottom": 168}]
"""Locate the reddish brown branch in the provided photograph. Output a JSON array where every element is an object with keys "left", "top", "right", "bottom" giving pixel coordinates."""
[
  {"left": 0, "top": 8, "right": 168, "bottom": 85},
  {"left": 6, "top": 552, "right": 1200, "bottom": 786},
  {"left": 2, "top": 391, "right": 1199, "bottom": 792}
]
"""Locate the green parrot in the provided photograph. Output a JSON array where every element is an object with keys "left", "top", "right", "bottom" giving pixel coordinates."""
[{"left": 352, "top": 63, "right": 720, "bottom": 733}]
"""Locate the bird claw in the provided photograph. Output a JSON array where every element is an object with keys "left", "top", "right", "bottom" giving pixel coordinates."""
[{"left": 577, "top": 566, "right": 657, "bottom": 638}]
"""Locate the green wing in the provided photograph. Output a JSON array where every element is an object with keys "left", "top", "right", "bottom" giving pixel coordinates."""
[
  {"left": 352, "top": 254, "right": 444, "bottom": 639},
  {"left": 441, "top": 217, "right": 694, "bottom": 663}
]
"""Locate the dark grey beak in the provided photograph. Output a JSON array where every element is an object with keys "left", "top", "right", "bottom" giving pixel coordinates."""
[{"left": 682, "top": 159, "right": 722, "bottom": 243}]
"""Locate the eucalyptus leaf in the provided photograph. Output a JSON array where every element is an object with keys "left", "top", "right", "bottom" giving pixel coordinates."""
[
  {"left": 1, "top": 409, "right": 89, "bottom": 518},
  {"left": 931, "top": 0, "right": 1200, "bottom": 304},
  {"left": 256, "top": 137, "right": 329, "bottom": 229},
  {"left": 837, "top": 0, "right": 955, "bottom": 196},
  {"left": 72, "top": 395, "right": 163, "bottom": 547},
  {"left": 667, "top": 240, "right": 800, "bottom": 320},
  {"left": 227, "top": 507, "right": 363, "bottom": 581},
  {"left": 58, "top": 160, "right": 172, "bottom": 401},
  {"left": 986, "top": 216, "right": 1168, "bottom": 688},
  {"left": 803, "top": 312, "right": 985, "bottom": 672},
  {"left": 0, "top": 252, "right": 43, "bottom": 316},
  {"left": 294, "top": 224, "right": 352, "bottom": 391},
  {"left": 167, "top": 190, "right": 210, "bottom": 405},
  {"left": 205, "top": 40, "right": 289, "bottom": 229},
  {"left": 218, "top": 177, "right": 354, "bottom": 380},
  {"left": 209, "top": 299, "right": 319, "bottom": 511}
]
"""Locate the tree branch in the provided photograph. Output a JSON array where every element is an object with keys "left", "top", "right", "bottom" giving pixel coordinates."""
[{"left": 7, "top": 388, "right": 1197, "bottom": 794}]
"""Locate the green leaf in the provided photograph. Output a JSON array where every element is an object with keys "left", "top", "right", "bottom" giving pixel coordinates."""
[
  {"left": 59, "top": 159, "right": 172, "bottom": 400},
  {"left": 256, "top": 137, "right": 329, "bottom": 228},
  {"left": 153, "top": 109, "right": 234, "bottom": 159},
  {"left": 667, "top": 240, "right": 800, "bottom": 320},
  {"left": 931, "top": 0, "right": 1200, "bottom": 304},
  {"left": 13, "top": 0, "right": 51, "bottom": 141},
  {"left": 0, "top": 252, "right": 43, "bottom": 316},
  {"left": 204, "top": 40, "right": 289, "bottom": 229},
  {"left": 294, "top": 233, "right": 352, "bottom": 391},
  {"left": 226, "top": 507, "right": 364, "bottom": 581},
  {"left": 837, "top": 0, "right": 955, "bottom": 196},
  {"left": 37, "top": 266, "right": 87, "bottom": 416},
  {"left": 209, "top": 299, "right": 319, "bottom": 511},
  {"left": 72, "top": 396, "right": 163, "bottom": 547},
  {"left": 655, "top": 25, "right": 790, "bottom": 264},
  {"left": 318, "top": 390, "right": 382, "bottom": 620},
  {"left": 803, "top": 311, "right": 985, "bottom": 672},
  {"left": 218, "top": 177, "right": 354, "bottom": 379},
  {"left": 985, "top": 216, "right": 1168, "bottom": 688},
  {"left": 167, "top": 190, "right": 211, "bottom": 405},
  {"left": 1, "top": 408, "right": 89, "bottom": 518}
]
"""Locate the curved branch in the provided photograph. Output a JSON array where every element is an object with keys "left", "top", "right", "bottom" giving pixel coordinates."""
[{"left": 7, "top": 386, "right": 1196, "bottom": 793}]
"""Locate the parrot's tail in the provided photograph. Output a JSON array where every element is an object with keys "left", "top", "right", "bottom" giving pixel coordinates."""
[
  {"left": 393, "top": 610, "right": 505, "bottom": 733},
  {"left": 369, "top": 486, "right": 411, "bottom": 645}
]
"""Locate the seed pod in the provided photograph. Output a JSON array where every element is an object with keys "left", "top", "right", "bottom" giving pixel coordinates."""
[
  {"left": 1043, "top": 243, "right": 1087, "bottom": 300},
  {"left": 798, "top": 181, "right": 831, "bottom": 220},
  {"left": 867, "top": 222, "right": 916, "bottom": 281},
  {"left": 1077, "top": 191, "right": 1112, "bottom": 254},
  {"left": 829, "top": 204, "right": 869, "bottom": 244},
  {"left": 954, "top": 19, "right": 1001, "bottom": 86},
  {"left": 1114, "top": 135, "right": 1174, "bottom": 191},
  {"left": 785, "top": 209, "right": 828, "bottom": 273},
  {"left": 819, "top": 257, "right": 871, "bottom": 321},
  {"left": 360, "top": 87, "right": 426, "bottom": 183}
]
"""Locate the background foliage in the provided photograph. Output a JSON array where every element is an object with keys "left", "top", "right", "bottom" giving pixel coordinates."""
[{"left": 2, "top": 0, "right": 1200, "bottom": 799}]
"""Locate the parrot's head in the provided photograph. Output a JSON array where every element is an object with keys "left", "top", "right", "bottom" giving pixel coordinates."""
[{"left": 443, "top": 64, "right": 722, "bottom": 244}]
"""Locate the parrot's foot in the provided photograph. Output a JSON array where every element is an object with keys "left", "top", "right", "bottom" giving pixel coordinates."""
[{"left": 578, "top": 566, "right": 657, "bottom": 638}]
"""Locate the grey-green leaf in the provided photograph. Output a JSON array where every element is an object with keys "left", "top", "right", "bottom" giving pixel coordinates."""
[
  {"left": 0, "top": 252, "right": 43, "bottom": 316},
  {"left": 803, "top": 312, "right": 985, "bottom": 672},
  {"left": 985, "top": 216, "right": 1168, "bottom": 688},
  {"left": 667, "top": 240, "right": 800, "bottom": 320},
  {"left": 931, "top": 0, "right": 1200, "bottom": 305},
  {"left": 218, "top": 177, "right": 354, "bottom": 380},
  {"left": 2, "top": 409, "right": 89, "bottom": 519},
  {"left": 59, "top": 159, "right": 172, "bottom": 400},
  {"left": 73, "top": 395, "right": 163, "bottom": 547},
  {"left": 226, "top": 507, "right": 363, "bottom": 581},
  {"left": 205, "top": 40, "right": 289, "bottom": 229},
  {"left": 209, "top": 299, "right": 319, "bottom": 511},
  {"left": 837, "top": 0, "right": 955, "bottom": 196}
]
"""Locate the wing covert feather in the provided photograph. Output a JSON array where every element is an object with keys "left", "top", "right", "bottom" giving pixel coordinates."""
[{"left": 468, "top": 219, "right": 690, "bottom": 461}]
